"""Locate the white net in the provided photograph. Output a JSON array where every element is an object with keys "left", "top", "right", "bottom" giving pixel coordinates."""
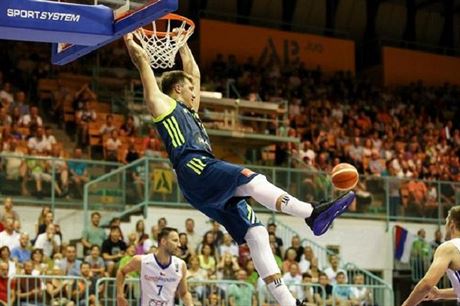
[{"left": 133, "top": 15, "right": 194, "bottom": 69}]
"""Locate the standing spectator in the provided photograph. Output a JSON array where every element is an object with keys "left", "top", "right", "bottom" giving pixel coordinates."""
[
  {"left": 34, "top": 223, "right": 61, "bottom": 258},
  {"left": 0, "top": 218, "right": 20, "bottom": 250},
  {"left": 57, "top": 245, "right": 82, "bottom": 276},
  {"left": 228, "top": 269, "right": 256, "bottom": 306},
  {"left": 324, "top": 255, "right": 347, "bottom": 285},
  {"left": 101, "top": 226, "right": 127, "bottom": 276},
  {"left": 67, "top": 148, "right": 89, "bottom": 197},
  {"left": 184, "top": 218, "right": 200, "bottom": 253},
  {"left": 84, "top": 244, "right": 106, "bottom": 278},
  {"left": 0, "top": 262, "right": 15, "bottom": 305},
  {"left": 81, "top": 212, "right": 106, "bottom": 255},
  {"left": 11, "top": 233, "right": 31, "bottom": 265}
]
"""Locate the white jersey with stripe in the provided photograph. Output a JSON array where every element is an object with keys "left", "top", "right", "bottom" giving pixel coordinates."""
[
  {"left": 140, "top": 254, "right": 184, "bottom": 306},
  {"left": 445, "top": 238, "right": 460, "bottom": 300}
]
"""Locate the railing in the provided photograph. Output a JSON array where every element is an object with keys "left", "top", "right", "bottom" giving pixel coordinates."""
[
  {"left": 331, "top": 284, "right": 394, "bottom": 306},
  {"left": 0, "top": 153, "right": 120, "bottom": 209},
  {"left": 95, "top": 278, "right": 255, "bottom": 306},
  {"left": 259, "top": 283, "right": 325, "bottom": 306},
  {"left": 8, "top": 274, "right": 90, "bottom": 306}
]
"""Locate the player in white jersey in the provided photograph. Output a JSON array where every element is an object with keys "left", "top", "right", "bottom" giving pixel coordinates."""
[
  {"left": 116, "top": 227, "right": 194, "bottom": 306},
  {"left": 403, "top": 205, "right": 460, "bottom": 305}
]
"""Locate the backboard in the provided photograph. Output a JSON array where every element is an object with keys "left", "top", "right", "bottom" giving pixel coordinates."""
[{"left": 0, "top": 0, "right": 177, "bottom": 64}]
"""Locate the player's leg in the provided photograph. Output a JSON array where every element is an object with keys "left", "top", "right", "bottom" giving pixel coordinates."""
[
  {"left": 235, "top": 174, "right": 355, "bottom": 236},
  {"left": 244, "top": 225, "right": 301, "bottom": 306}
]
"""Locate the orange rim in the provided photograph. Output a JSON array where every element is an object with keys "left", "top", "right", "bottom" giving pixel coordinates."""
[{"left": 140, "top": 13, "right": 195, "bottom": 37}]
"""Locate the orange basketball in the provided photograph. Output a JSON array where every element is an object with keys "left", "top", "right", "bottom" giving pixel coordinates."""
[{"left": 330, "top": 163, "right": 359, "bottom": 191}]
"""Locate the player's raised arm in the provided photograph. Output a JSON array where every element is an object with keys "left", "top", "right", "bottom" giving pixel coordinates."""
[
  {"left": 178, "top": 43, "right": 200, "bottom": 111},
  {"left": 402, "top": 243, "right": 453, "bottom": 306},
  {"left": 116, "top": 255, "right": 141, "bottom": 306},
  {"left": 124, "top": 33, "right": 172, "bottom": 118},
  {"left": 177, "top": 261, "right": 194, "bottom": 306}
]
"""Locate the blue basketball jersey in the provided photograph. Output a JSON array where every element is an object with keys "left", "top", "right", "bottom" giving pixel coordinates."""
[{"left": 154, "top": 99, "right": 214, "bottom": 166}]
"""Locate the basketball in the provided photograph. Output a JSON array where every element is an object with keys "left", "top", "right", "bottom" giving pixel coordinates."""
[{"left": 331, "top": 163, "right": 359, "bottom": 190}]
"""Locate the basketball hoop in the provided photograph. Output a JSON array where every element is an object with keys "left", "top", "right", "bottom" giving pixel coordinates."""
[{"left": 133, "top": 13, "right": 195, "bottom": 69}]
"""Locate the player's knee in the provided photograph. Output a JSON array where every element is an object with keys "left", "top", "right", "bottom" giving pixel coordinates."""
[{"left": 246, "top": 225, "right": 269, "bottom": 242}]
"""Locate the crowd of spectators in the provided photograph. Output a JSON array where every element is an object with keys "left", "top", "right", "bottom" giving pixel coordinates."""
[
  {"left": 202, "top": 55, "right": 460, "bottom": 217},
  {"left": 0, "top": 196, "right": 377, "bottom": 305}
]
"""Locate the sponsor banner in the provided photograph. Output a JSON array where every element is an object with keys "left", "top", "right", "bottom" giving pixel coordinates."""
[
  {"left": 200, "top": 19, "right": 355, "bottom": 74},
  {"left": 383, "top": 47, "right": 460, "bottom": 86}
]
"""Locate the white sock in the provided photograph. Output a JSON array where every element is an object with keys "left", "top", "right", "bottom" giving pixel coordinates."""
[
  {"left": 267, "top": 280, "right": 297, "bottom": 306},
  {"left": 244, "top": 226, "right": 297, "bottom": 306},
  {"left": 235, "top": 174, "right": 313, "bottom": 218}
]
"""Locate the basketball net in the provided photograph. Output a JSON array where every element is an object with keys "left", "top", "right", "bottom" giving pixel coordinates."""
[{"left": 134, "top": 14, "right": 195, "bottom": 69}]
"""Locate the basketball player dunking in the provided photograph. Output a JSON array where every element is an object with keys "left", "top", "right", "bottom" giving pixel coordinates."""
[
  {"left": 123, "top": 32, "right": 355, "bottom": 306},
  {"left": 403, "top": 206, "right": 460, "bottom": 305},
  {"left": 116, "top": 227, "right": 194, "bottom": 306}
]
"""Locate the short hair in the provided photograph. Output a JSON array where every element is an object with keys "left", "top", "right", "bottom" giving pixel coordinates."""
[
  {"left": 160, "top": 71, "right": 193, "bottom": 95},
  {"left": 302, "top": 272, "right": 312, "bottom": 279},
  {"left": 90, "top": 244, "right": 100, "bottom": 251},
  {"left": 91, "top": 212, "right": 101, "bottom": 218},
  {"left": 80, "top": 261, "right": 91, "bottom": 269},
  {"left": 336, "top": 271, "right": 346, "bottom": 278},
  {"left": 448, "top": 206, "right": 460, "bottom": 230},
  {"left": 267, "top": 223, "right": 276, "bottom": 228},
  {"left": 185, "top": 218, "right": 194, "bottom": 223},
  {"left": 157, "top": 227, "right": 178, "bottom": 243}
]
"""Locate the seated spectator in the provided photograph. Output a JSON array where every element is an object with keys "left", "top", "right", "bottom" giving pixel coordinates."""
[
  {"left": 16, "top": 261, "right": 44, "bottom": 306},
  {"left": 228, "top": 269, "right": 256, "bottom": 306},
  {"left": 0, "top": 197, "right": 20, "bottom": 225},
  {"left": 57, "top": 245, "right": 81, "bottom": 276},
  {"left": 123, "top": 137, "right": 140, "bottom": 164},
  {"left": 267, "top": 223, "right": 284, "bottom": 256},
  {"left": 218, "top": 233, "right": 238, "bottom": 258},
  {"left": 67, "top": 148, "right": 89, "bottom": 198},
  {"left": 314, "top": 272, "right": 333, "bottom": 306},
  {"left": 34, "top": 211, "right": 62, "bottom": 243},
  {"left": 118, "top": 244, "right": 139, "bottom": 278},
  {"left": 11, "top": 233, "right": 31, "bottom": 265},
  {"left": 406, "top": 174, "right": 428, "bottom": 215},
  {"left": 69, "top": 262, "right": 102, "bottom": 306},
  {"left": 282, "top": 247, "right": 299, "bottom": 274},
  {"left": 30, "top": 249, "right": 47, "bottom": 276},
  {"left": 143, "top": 127, "right": 162, "bottom": 157},
  {"left": 245, "top": 260, "right": 259, "bottom": 288},
  {"left": 101, "top": 225, "right": 127, "bottom": 276},
  {"left": 0, "top": 218, "right": 20, "bottom": 250},
  {"left": 143, "top": 225, "right": 159, "bottom": 253},
  {"left": 9, "top": 91, "right": 29, "bottom": 117},
  {"left": 98, "top": 114, "right": 116, "bottom": 136},
  {"left": 26, "top": 149, "right": 62, "bottom": 198},
  {"left": 216, "top": 252, "right": 239, "bottom": 280},
  {"left": 350, "top": 273, "right": 372, "bottom": 306},
  {"left": 1, "top": 140, "right": 27, "bottom": 196},
  {"left": 301, "top": 272, "right": 316, "bottom": 306},
  {"left": 178, "top": 232, "right": 193, "bottom": 263},
  {"left": 324, "top": 255, "right": 347, "bottom": 285},
  {"left": 0, "top": 262, "right": 15, "bottom": 305},
  {"left": 0, "top": 82, "right": 14, "bottom": 106},
  {"left": 282, "top": 262, "right": 303, "bottom": 300},
  {"left": 333, "top": 271, "right": 352, "bottom": 305},
  {"left": 307, "top": 257, "right": 322, "bottom": 283},
  {"left": 289, "top": 235, "right": 304, "bottom": 262},
  {"left": 81, "top": 212, "right": 106, "bottom": 255},
  {"left": 84, "top": 244, "right": 106, "bottom": 278},
  {"left": 198, "top": 243, "right": 216, "bottom": 277},
  {"left": 48, "top": 146, "right": 69, "bottom": 197},
  {"left": 299, "top": 246, "right": 315, "bottom": 273},
  {"left": 120, "top": 115, "right": 137, "bottom": 137},
  {"left": 104, "top": 129, "right": 122, "bottom": 162},
  {"left": 34, "top": 223, "right": 61, "bottom": 258},
  {"left": 75, "top": 100, "right": 96, "bottom": 148},
  {"left": 44, "top": 126, "right": 57, "bottom": 147},
  {"left": 46, "top": 267, "right": 74, "bottom": 306},
  {"left": 73, "top": 83, "right": 97, "bottom": 111},
  {"left": 187, "top": 255, "right": 208, "bottom": 282},
  {"left": 0, "top": 108, "right": 11, "bottom": 126},
  {"left": 27, "top": 127, "right": 51, "bottom": 154},
  {"left": 19, "top": 106, "right": 42, "bottom": 137},
  {"left": 0, "top": 246, "right": 16, "bottom": 277}
]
